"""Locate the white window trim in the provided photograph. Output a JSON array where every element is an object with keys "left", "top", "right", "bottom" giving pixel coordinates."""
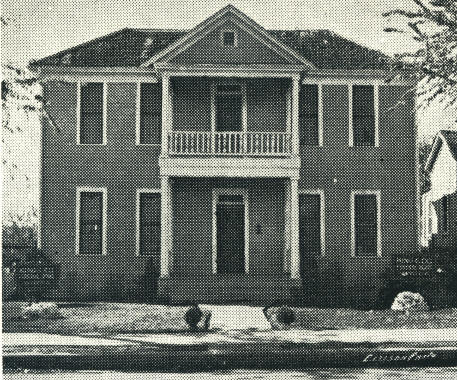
[
  {"left": 348, "top": 84, "right": 379, "bottom": 147},
  {"left": 221, "top": 29, "right": 238, "bottom": 47},
  {"left": 298, "top": 189, "right": 325, "bottom": 256},
  {"left": 135, "top": 82, "right": 162, "bottom": 146},
  {"left": 350, "top": 190, "right": 382, "bottom": 258},
  {"left": 212, "top": 188, "right": 249, "bottom": 274},
  {"left": 76, "top": 81, "right": 107, "bottom": 145},
  {"left": 211, "top": 81, "right": 247, "bottom": 133},
  {"left": 76, "top": 187, "right": 107, "bottom": 256},
  {"left": 136, "top": 188, "right": 162, "bottom": 257}
]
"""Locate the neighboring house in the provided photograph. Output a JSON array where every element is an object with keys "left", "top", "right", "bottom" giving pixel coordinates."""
[
  {"left": 422, "top": 130, "right": 457, "bottom": 250},
  {"left": 33, "top": 5, "right": 418, "bottom": 305}
]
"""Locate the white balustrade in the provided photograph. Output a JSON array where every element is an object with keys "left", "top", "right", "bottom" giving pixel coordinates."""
[{"left": 167, "top": 131, "right": 292, "bottom": 156}]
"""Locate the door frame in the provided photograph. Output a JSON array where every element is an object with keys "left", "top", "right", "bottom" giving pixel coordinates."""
[{"left": 212, "top": 188, "right": 249, "bottom": 274}]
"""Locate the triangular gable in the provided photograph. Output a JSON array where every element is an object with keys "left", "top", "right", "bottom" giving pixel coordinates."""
[
  {"left": 142, "top": 5, "right": 314, "bottom": 68},
  {"left": 426, "top": 130, "right": 457, "bottom": 172}
]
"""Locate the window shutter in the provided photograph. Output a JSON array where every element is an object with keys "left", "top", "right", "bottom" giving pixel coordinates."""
[
  {"left": 139, "top": 193, "right": 161, "bottom": 256},
  {"left": 299, "top": 85, "right": 319, "bottom": 146},
  {"left": 80, "top": 83, "right": 104, "bottom": 144},
  {"left": 352, "top": 85, "right": 375, "bottom": 146},
  {"left": 140, "top": 83, "right": 162, "bottom": 144},
  {"left": 79, "top": 192, "right": 103, "bottom": 254},
  {"left": 354, "top": 194, "right": 377, "bottom": 256}
]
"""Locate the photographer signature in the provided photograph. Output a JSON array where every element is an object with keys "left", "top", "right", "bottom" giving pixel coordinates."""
[{"left": 363, "top": 351, "right": 437, "bottom": 363}]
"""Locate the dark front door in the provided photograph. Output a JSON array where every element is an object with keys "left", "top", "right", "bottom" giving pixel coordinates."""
[{"left": 216, "top": 203, "right": 245, "bottom": 274}]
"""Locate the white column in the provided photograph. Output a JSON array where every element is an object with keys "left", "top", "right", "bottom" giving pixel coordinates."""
[
  {"left": 290, "top": 178, "right": 300, "bottom": 279},
  {"left": 161, "top": 73, "right": 171, "bottom": 156},
  {"left": 291, "top": 77, "right": 300, "bottom": 156},
  {"left": 284, "top": 179, "right": 291, "bottom": 272},
  {"left": 160, "top": 176, "right": 171, "bottom": 278}
]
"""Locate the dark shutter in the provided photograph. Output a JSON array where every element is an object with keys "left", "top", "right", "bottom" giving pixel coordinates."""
[
  {"left": 443, "top": 196, "right": 449, "bottom": 233},
  {"left": 80, "top": 83, "right": 104, "bottom": 144},
  {"left": 140, "top": 83, "right": 162, "bottom": 144},
  {"left": 79, "top": 192, "right": 103, "bottom": 254},
  {"left": 299, "top": 194, "right": 322, "bottom": 257},
  {"left": 354, "top": 194, "right": 378, "bottom": 256},
  {"left": 352, "top": 85, "right": 375, "bottom": 146},
  {"left": 139, "top": 193, "right": 161, "bottom": 256},
  {"left": 299, "top": 84, "right": 319, "bottom": 146}
]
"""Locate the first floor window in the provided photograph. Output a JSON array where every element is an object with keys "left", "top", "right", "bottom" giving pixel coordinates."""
[
  {"left": 139, "top": 83, "right": 162, "bottom": 144},
  {"left": 79, "top": 82, "right": 104, "bottom": 144},
  {"left": 139, "top": 193, "right": 161, "bottom": 256},
  {"left": 299, "top": 84, "right": 319, "bottom": 146},
  {"left": 352, "top": 192, "right": 380, "bottom": 256},
  {"left": 299, "top": 193, "right": 323, "bottom": 256},
  {"left": 78, "top": 190, "right": 105, "bottom": 255},
  {"left": 352, "top": 85, "right": 376, "bottom": 146}
]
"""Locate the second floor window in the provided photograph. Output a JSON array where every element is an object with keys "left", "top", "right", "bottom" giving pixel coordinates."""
[
  {"left": 139, "top": 83, "right": 162, "bottom": 144},
  {"left": 352, "top": 85, "right": 376, "bottom": 147},
  {"left": 299, "top": 84, "right": 319, "bottom": 146},
  {"left": 79, "top": 82, "right": 104, "bottom": 144}
]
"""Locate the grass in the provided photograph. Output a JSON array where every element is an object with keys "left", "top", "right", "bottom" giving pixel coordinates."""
[
  {"left": 2, "top": 302, "right": 190, "bottom": 335},
  {"left": 270, "top": 306, "right": 457, "bottom": 330},
  {"left": 3, "top": 302, "right": 457, "bottom": 335}
]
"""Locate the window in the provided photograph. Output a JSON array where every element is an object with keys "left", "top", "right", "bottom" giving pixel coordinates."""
[
  {"left": 76, "top": 188, "right": 107, "bottom": 255},
  {"left": 138, "top": 83, "right": 162, "bottom": 145},
  {"left": 222, "top": 31, "right": 236, "bottom": 46},
  {"left": 137, "top": 191, "right": 161, "bottom": 256},
  {"left": 212, "top": 83, "right": 246, "bottom": 132},
  {"left": 443, "top": 195, "right": 449, "bottom": 233},
  {"left": 350, "top": 85, "right": 378, "bottom": 147},
  {"left": 299, "top": 191, "right": 325, "bottom": 257},
  {"left": 78, "top": 82, "right": 105, "bottom": 144},
  {"left": 299, "top": 84, "right": 321, "bottom": 146},
  {"left": 351, "top": 191, "right": 381, "bottom": 257}
]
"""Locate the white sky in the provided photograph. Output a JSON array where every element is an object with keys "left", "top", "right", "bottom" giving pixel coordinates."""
[{"left": 1, "top": 0, "right": 456, "bottom": 224}]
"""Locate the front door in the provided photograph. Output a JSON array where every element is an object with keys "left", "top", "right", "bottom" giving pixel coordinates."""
[{"left": 216, "top": 193, "right": 246, "bottom": 274}]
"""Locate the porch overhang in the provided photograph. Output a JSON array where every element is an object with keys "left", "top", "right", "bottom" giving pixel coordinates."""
[{"left": 159, "top": 156, "right": 301, "bottom": 179}]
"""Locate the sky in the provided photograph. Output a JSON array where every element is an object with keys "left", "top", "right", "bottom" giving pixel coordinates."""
[{"left": 1, "top": 0, "right": 456, "bottom": 225}]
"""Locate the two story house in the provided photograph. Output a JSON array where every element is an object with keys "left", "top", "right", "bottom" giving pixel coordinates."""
[{"left": 33, "top": 5, "right": 419, "bottom": 306}]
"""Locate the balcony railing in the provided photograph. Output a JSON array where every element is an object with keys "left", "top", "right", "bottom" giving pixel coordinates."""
[{"left": 167, "top": 131, "right": 292, "bottom": 156}]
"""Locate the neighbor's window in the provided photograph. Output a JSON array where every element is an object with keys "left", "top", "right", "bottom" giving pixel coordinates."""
[
  {"left": 353, "top": 192, "right": 379, "bottom": 256},
  {"left": 79, "top": 82, "right": 104, "bottom": 144},
  {"left": 299, "top": 84, "right": 319, "bottom": 146},
  {"left": 222, "top": 31, "right": 236, "bottom": 46},
  {"left": 139, "top": 193, "right": 161, "bottom": 256},
  {"left": 78, "top": 191, "right": 105, "bottom": 255},
  {"left": 352, "top": 85, "right": 376, "bottom": 147},
  {"left": 139, "top": 83, "right": 162, "bottom": 144}
]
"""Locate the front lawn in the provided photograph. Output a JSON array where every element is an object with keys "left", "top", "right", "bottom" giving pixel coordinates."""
[
  {"left": 2, "top": 302, "right": 190, "bottom": 334},
  {"left": 3, "top": 302, "right": 457, "bottom": 335}
]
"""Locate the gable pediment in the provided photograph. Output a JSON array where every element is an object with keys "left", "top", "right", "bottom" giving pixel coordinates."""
[{"left": 143, "top": 5, "right": 314, "bottom": 68}]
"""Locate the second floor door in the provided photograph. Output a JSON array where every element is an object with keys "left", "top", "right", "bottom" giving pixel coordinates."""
[{"left": 214, "top": 84, "right": 243, "bottom": 132}]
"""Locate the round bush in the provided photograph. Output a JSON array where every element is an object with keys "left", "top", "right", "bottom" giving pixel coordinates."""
[
  {"left": 184, "top": 304, "right": 203, "bottom": 330},
  {"left": 391, "top": 291, "right": 429, "bottom": 312},
  {"left": 276, "top": 305, "right": 296, "bottom": 325},
  {"left": 21, "top": 302, "right": 62, "bottom": 320}
]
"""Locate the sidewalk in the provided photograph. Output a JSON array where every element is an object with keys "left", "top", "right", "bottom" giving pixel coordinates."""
[{"left": 4, "top": 328, "right": 457, "bottom": 370}]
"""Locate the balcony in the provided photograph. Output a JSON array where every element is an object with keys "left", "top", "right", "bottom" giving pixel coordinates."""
[{"left": 167, "top": 131, "right": 292, "bottom": 156}]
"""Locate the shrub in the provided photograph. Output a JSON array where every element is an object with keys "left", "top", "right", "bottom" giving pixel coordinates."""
[
  {"left": 184, "top": 304, "right": 211, "bottom": 331},
  {"left": 263, "top": 304, "right": 296, "bottom": 330},
  {"left": 391, "top": 291, "right": 429, "bottom": 312},
  {"left": 21, "top": 302, "right": 62, "bottom": 320}
]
